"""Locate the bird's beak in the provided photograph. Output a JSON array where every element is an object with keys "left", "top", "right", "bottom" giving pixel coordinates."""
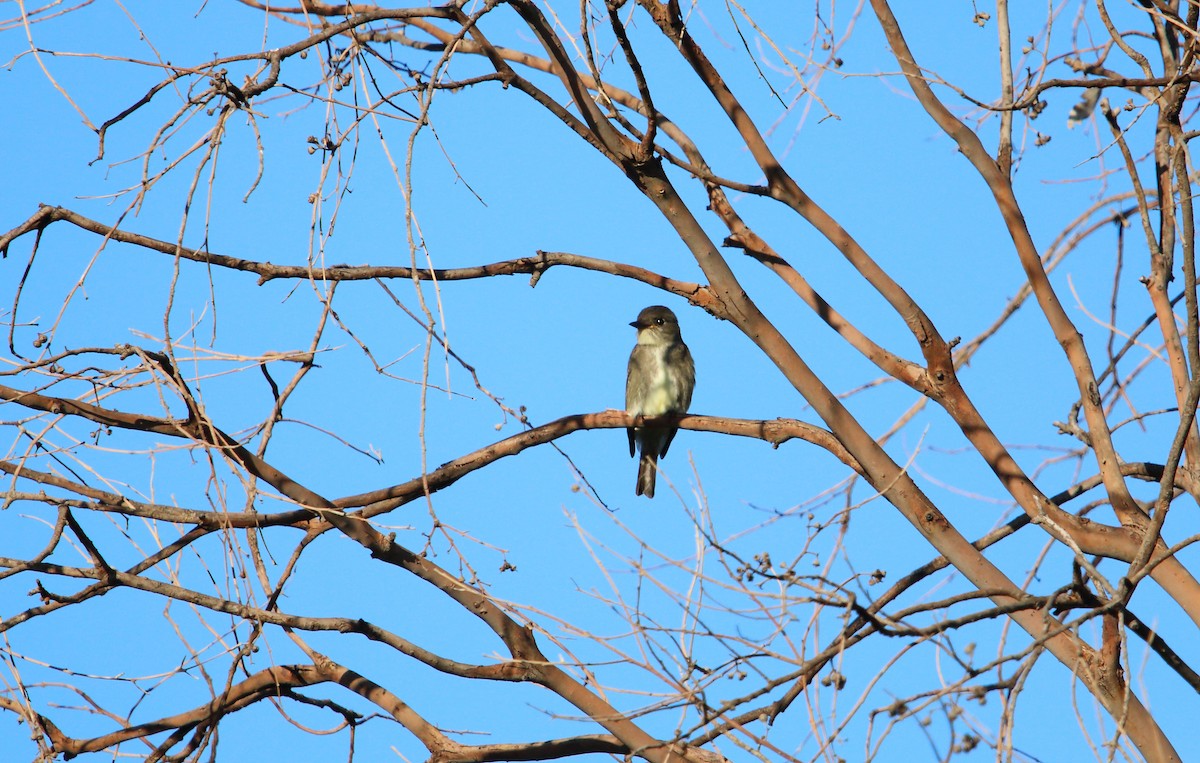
[{"left": 630, "top": 320, "right": 642, "bottom": 329}]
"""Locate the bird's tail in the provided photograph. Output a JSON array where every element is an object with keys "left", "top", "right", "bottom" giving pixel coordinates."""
[{"left": 636, "top": 450, "right": 658, "bottom": 498}]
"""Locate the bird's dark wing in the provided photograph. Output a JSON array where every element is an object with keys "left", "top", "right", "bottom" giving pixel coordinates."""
[
  {"left": 659, "top": 425, "right": 678, "bottom": 459},
  {"left": 626, "top": 346, "right": 649, "bottom": 458}
]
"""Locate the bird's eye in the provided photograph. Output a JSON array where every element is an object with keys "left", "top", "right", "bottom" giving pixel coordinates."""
[{"left": 655, "top": 318, "right": 665, "bottom": 325}]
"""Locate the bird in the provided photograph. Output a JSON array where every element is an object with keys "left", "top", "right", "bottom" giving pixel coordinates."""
[{"left": 625, "top": 305, "right": 695, "bottom": 498}]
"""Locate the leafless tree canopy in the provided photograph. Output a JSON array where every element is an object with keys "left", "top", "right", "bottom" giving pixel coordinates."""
[{"left": 2, "top": 1, "right": 1200, "bottom": 761}]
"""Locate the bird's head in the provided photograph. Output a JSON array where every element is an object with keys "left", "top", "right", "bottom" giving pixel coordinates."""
[{"left": 631, "top": 305, "right": 682, "bottom": 345}]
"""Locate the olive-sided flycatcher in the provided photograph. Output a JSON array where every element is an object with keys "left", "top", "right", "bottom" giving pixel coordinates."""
[{"left": 625, "top": 305, "right": 695, "bottom": 498}]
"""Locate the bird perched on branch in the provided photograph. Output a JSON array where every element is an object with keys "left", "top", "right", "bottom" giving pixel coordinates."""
[{"left": 625, "top": 305, "right": 695, "bottom": 498}]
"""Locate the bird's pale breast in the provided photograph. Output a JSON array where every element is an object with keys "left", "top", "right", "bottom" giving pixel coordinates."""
[{"left": 635, "top": 345, "right": 683, "bottom": 416}]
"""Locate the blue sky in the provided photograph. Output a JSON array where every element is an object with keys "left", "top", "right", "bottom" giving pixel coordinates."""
[{"left": 2, "top": 2, "right": 1196, "bottom": 761}]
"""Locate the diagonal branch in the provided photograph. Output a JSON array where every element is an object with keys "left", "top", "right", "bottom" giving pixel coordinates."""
[{"left": 868, "top": 0, "right": 1142, "bottom": 527}]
